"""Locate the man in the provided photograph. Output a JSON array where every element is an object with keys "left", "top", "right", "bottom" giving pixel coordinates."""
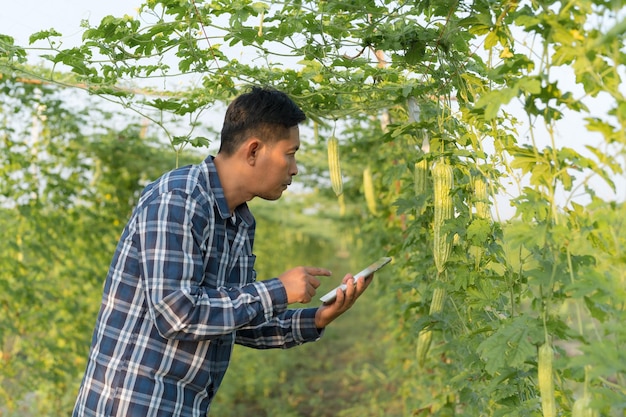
[{"left": 73, "top": 86, "right": 373, "bottom": 417}]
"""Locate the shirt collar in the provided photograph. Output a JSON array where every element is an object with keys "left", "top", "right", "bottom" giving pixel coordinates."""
[{"left": 203, "top": 155, "right": 254, "bottom": 227}]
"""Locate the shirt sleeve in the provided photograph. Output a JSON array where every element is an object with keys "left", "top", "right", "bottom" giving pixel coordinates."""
[
  {"left": 234, "top": 307, "right": 323, "bottom": 349},
  {"left": 135, "top": 191, "right": 288, "bottom": 341}
]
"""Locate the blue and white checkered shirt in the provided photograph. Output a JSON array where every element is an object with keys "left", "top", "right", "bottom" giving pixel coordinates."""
[{"left": 72, "top": 156, "right": 321, "bottom": 417}]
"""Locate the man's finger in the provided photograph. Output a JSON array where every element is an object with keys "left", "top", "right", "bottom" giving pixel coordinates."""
[
  {"left": 307, "top": 283, "right": 317, "bottom": 298},
  {"left": 341, "top": 274, "right": 354, "bottom": 284},
  {"left": 309, "top": 276, "right": 321, "bottom": 289},
  {"left": 304, "top": 267, "right": 332, "bottom": 277}
]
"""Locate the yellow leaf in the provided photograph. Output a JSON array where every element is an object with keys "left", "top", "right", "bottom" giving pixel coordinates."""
[{"left": 500, "top": 47, "right": 514, "bottom": 58}]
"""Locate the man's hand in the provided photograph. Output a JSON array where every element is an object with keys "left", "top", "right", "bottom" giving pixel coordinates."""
[
  {"left": 314, "top": 273, "right": 373, "bottom": 328},
  {"left": 278, "top": 266, "right": 331, "bottom": 304}
]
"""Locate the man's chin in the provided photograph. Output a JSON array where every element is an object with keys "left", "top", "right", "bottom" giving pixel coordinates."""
[{"left": 258, "top": 191, "right": 284, "bottom": 201}]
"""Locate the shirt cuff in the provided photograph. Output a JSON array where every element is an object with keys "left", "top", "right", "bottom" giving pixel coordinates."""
[
  {"left": 254, "top": 278, "right": 288, "bottom": 321},
  {"left": 293, "top": 308, "right": 324, "bottom": 343}
]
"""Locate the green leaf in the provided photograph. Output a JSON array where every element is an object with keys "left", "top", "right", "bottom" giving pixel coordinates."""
[
  {"left": 0, "top": 35, "right": 27, "bottom": 62},
  {"left": 477, "top": 316, "right": 538, "bottom": 375},
  {"left": 484, "top": 30, "right": 498, "bottom": 49},
  {"left": 475, "top": 87, "right": 518, "bottom": 120},
  {"left": 171, "top": 135, "right": 188, "bottom": 146},
  {"left": 516, "top": 77, "right": 541, "bottom": 95},
  {"left": 583, "top": 296, "right": 609, "bottom": 321},
  {"left": 29, "top": 29, "right": 62, "bottom": 44},
  {"left": 189, "top": 136, "right": 210, "bottom": 148},
  {"left": 150, "top": 98, "right": 183, "bottom": 111},
  {"left": 52, "top": 47, "right": 95, "bottom": 76},
  {"left": 467, "top": 218, "right": 491, "bottom": 245}
]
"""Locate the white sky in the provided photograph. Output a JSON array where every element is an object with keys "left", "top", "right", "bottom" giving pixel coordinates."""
[
  {"left": 0, "top": 0, "right": 139, "bottom": 46},
  {"left": 2, "top": 1, "right": 624, "bottom": 219}
]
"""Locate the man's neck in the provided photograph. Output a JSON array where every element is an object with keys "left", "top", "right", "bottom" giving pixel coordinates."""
[{"left": 213, "top": 153, "right": 254, "bottom": 213}]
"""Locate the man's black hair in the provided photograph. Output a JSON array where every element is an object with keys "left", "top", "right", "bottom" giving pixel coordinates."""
[{"left": 218, "top": 86, "right": 306, "bottom": 155}]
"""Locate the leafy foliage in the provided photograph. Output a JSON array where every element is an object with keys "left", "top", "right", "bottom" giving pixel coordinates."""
[{"left": 1, "top": 0, "right": 626, "bottom": 416}]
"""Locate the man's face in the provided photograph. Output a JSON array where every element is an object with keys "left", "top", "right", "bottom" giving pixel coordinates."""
[{"left": 254, "top": 125, "right": 300, "bottom": 201}]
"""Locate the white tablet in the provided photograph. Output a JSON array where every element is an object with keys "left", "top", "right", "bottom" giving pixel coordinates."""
[{"left": 319, "top": 256, "right": 392, "bottom": 303}]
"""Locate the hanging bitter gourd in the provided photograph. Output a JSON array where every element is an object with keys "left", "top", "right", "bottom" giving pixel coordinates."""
[
  {"left": 414, "top": 158, "right": 429, "bottom": 196},
  {"left": 469, "top": 175, "right": 490, "bottom": 269},
  {"left": 573, "top": 367, "right": 598, "bottom": 417},
  {"left": 416, "top": 159, "right": 454, "bottom": 366},
  {"left": 327, "top": 135, "right": 343, "bottom": 196},
  {"left": 432, "top": 159, "right": 454, "bottom": 274},
  {"left": 416, "top": 286, "right": 446, "bottom": 366},
  {"left": 473, "top": 176, "right": 490, "bottom": 220},
  {"left": 363, "top": 166, "right": 377, "bottom": 215},
  {"left": 538, "top": 342, "right": 556, "bottom": 417}
]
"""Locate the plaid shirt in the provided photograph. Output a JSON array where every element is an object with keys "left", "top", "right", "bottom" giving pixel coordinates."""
[{"left": 73, "top": 156, "right": 321, "bottom": 417}]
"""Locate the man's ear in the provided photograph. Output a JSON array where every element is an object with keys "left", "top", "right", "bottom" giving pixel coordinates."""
[{"left": 244, "top": 138, "right": 263, "bottom": 165}]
